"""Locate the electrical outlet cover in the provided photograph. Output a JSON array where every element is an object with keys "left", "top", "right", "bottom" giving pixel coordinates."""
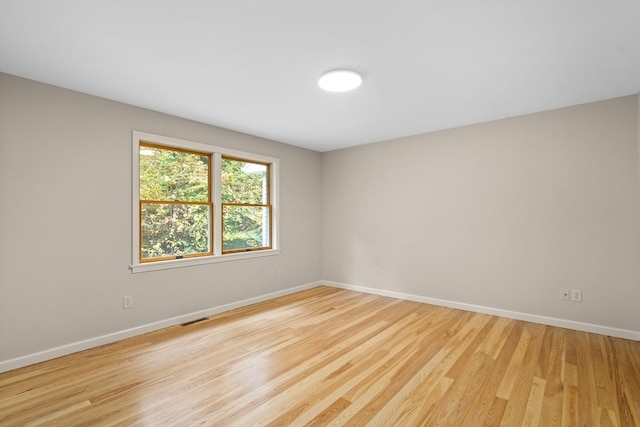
[
  {"left": 571, "top": 289, "right": 583, "bottom": 302},
  {"left": 123, "top": 295, "right": 133, "bottom": 309}
]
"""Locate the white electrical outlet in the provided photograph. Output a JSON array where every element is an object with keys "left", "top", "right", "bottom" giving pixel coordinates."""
[
  {"left": 123, "top": 295, "right": 133, "bottom": 309},
  {"left": 571, "top": 289, "right": 583, "bottom": 302},
  {"left": 375, "top": 266, "right": 382, "bottom": 276},
  {"left": 278, "top": 268, "right": 284, "bottom": 277},
  {"left": 560, "top": 289, "right": 570, "bottom": 300}
]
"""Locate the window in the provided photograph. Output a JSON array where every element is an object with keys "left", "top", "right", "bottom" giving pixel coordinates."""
[
  {"left": 139, "top": 144, "right": 213, "bottom": 262},
  {"left": 221, "top": 157, "right": 271, "bottom": 253},
  {"left": 132, "top": 131, "right": 279, "bottom": 272}
]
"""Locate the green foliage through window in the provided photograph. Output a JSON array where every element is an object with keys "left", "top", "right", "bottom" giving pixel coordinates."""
[
  {"left": 139, "top": 144, "right": 211, "bottom": 260},
  {"left": 221, "top": 158, "right": 271, "bottom": 252}
]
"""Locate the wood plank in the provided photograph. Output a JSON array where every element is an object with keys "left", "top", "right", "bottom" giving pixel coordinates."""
[
  {"left": 539, "top": 326, "right": 565, "bottom": 427},
  {"left": 562, "top": 362, "right": 579, "bottom": 427},
  {"left": 522, "top": 376, "right": 546, "bottom": 427},
  {"left": 460, "top": 320, "right": 525, "bottom": 427},
  {"left": 610, "top": 337, "right": 640, "bottom": 426},
  {"left": 499, "top": 322, "right": 546, "bottom": 427}
]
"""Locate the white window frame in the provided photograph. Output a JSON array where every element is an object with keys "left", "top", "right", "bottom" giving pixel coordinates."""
[{"left": 131, "top": 131, "right": 280, "bottom": 273}]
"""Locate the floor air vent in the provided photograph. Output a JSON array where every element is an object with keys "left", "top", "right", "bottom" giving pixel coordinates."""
[{"left": 181, "top": 317, "right": 208, "bottom": 326}]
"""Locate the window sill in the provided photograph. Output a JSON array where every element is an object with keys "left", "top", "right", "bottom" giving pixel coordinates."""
[{"left": 130, "top": 249, "right": 282, "bottom": 273}]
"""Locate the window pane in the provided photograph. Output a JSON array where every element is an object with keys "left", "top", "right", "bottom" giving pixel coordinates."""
[
  {"left": 222, "top": 205, "right": 270, "bottom": 251},
  {"left": 221, "top": 158, "right": 268, "bottom": 204},
  {"left": 141, "top": 203, "right": 211, "bottom": 259},
  {"left": 140, "top": 145, "right": 209, "bottom": 202}
]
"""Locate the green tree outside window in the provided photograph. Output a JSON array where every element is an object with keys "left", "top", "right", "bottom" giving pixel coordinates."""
[{"left": 221, "top": 158, "right": 271, "bottom": 252}]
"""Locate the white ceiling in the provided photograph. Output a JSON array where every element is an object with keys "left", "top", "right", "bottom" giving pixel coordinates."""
[{"left": 1, "top": 1, "right": 638, "bottom": 152}]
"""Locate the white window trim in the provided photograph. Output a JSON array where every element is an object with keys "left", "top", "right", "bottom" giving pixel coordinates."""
[{"left": 131, "top": 131, "right": 280, "bottom": 273}]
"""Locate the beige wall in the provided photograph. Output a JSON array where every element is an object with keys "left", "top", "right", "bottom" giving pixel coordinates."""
[
  {"left": 0, "top": 73, "right": 323, "bottom": 363},
  {"left": 322, "top": 95, "right": 640, "bottom": 334}
]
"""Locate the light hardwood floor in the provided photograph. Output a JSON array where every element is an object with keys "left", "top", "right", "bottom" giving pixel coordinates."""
[{"left": 1, "top": 286, "right": 638, "bottom": 426}]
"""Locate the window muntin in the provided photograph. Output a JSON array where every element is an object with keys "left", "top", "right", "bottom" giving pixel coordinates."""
[
  {"left": 139, "top": 143, "right": 212, "bottom": 262},
  {"left": 221, "top": 157, "right": 271, "bottom": 253}
]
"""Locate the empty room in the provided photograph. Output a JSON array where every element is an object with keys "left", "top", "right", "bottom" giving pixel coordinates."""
[{"left": 1, "top": 1, "right": 639, "bottom": 426}]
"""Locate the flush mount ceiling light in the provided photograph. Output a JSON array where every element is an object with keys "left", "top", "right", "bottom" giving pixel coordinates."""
[{"left": 318, "top": 69, "right": 362, "bottom": 92}]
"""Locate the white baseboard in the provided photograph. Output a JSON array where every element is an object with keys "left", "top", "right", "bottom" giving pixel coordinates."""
[
  {"left": 0, "top": 281, "right": 322, "bottom": 373},
  {"left": 324, "top": 281, "right": 640, "bottom": 341},
  {"left": 3, "top": 279, "right": 636, "bottom": 373}
]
